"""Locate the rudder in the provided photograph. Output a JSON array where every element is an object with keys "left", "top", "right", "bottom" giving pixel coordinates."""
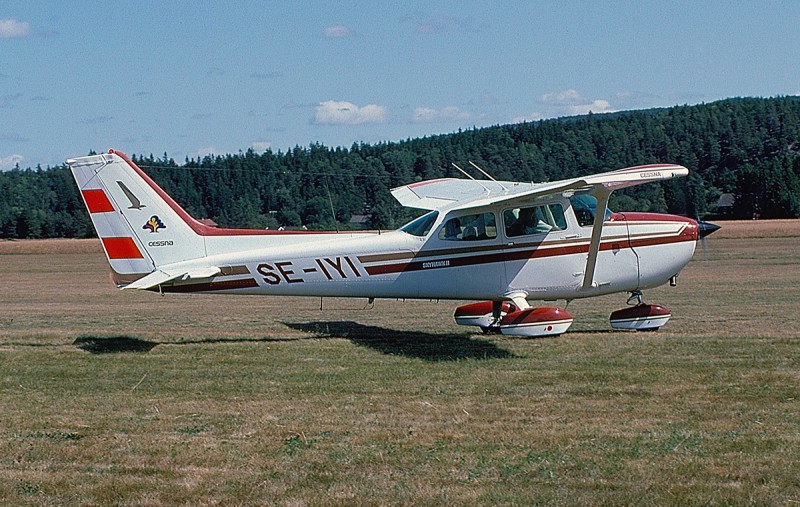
[{"left": 68, "top": 150, "right": 206, "bottom": 286}]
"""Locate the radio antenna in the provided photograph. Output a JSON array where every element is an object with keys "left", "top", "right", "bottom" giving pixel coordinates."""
[
  {"left": 323, "top": 174, "right": 339, "bottom": 233},
  {"left": 451, "top": 162, "right": 475, "bottom": 179},
  {"left": 452, "top": 163, "right": 490, "bottom": 193},
  {"left": 469, "top": 161, "right": 508, "bottom": 192}
]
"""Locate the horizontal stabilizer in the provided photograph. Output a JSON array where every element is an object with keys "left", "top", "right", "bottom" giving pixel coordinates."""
[{"left": 123, "top": 266, "right": 221, "bottom": 290}]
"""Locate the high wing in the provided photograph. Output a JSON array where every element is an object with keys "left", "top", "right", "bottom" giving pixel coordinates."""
[
  {"left": 390, "top": 164, "right": 689, "bottom": 212},
  {"left": 391, "top": 163, "right": 689, "bottom": 292},
  {"left": 390, "top": 178, "right": 510, "bottom": 210}
]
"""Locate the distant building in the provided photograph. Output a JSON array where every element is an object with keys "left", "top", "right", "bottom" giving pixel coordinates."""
[
  {"left": 716, "top": 193, "right": 735, "bottom": 217},
  {"left": 349, "top": 214, "right": 371, "bottom": 229}
]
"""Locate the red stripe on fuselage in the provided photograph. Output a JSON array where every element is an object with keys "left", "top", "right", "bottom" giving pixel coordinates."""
[
  {"left": 82, "top": 189, "right": 115, "bottom": 213},
  {"left": 363, "top": 228, "right": 693, "bottom": 276},
  {"left": 102, "top": 237, "right": 144, "bottom": 259},
  {"left": 363, "top": 242, "right": 580, "bottom": 275}
]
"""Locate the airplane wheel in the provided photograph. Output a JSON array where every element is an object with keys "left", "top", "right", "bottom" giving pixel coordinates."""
[{"left": 610, "top": 304, "right": 671, "bottom": 331}]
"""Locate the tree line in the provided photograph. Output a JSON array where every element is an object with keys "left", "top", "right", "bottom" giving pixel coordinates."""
[{"left": 2, "top": 96, "right": 800, "bottom": 239}]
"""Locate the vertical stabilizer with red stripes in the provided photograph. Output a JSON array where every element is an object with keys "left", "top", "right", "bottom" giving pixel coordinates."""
[{"left": 68, "top": 150, "right": 206, "bottom": 286}]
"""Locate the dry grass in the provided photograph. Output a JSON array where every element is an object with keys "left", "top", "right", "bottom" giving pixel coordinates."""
[
  {"left": 707, "top": 218, "right": 800, "bottom": 239},
  {"left": 1, "top": 221, "right": 800, "bottom": 506}
]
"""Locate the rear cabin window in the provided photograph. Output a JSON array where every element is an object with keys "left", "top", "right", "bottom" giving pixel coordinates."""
[
  {"left": 438, "top": 212, "right": 497, "bottom": 241},
  {"left": 504, "top": 203, "right": 566, "bottom": 237}
]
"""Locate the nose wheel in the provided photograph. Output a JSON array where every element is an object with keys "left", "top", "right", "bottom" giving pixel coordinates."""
[{"left": 610, "top": 291, "right": 672, "bottom": 331}]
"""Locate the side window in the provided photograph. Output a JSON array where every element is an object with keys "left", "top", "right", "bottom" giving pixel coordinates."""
[
  {"left": 438, "top": 212, "right": 497, "bottom": 241},
  {"left": 504, "top": 203, "right": 566, "bottom": 237}
]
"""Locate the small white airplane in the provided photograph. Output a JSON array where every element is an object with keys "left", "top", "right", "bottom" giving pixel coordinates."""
[{"left": 68, "top": 149, "right": 712, "bottom": 336}]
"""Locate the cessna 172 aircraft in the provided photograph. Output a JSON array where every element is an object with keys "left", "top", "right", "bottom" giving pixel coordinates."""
[{"left": 68, "top": 149, "right": 713, "bottom": 336}]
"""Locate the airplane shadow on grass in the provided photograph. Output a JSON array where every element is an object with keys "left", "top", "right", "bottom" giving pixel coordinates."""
[
  {"left": 73, "top": 335, "right": 159, "bottom": 354},
  {"left": 72, "top": 335, "right": 297, "bottom": 354},
  {"left": 70, "top": 323, "right": 518, "bottom": 362},
  {"left": 283, "top": 321, "right": 518, "bottom": 362}
]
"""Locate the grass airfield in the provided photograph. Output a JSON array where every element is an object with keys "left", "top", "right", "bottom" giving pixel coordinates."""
[{"left": 1, "top": 221, "right": 799, "bottom": 506}]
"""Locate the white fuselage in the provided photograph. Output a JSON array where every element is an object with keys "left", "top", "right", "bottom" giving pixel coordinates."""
[
  {"left": 159, "top": 198, "right": 698, "bottom": 303},
  {"left": 67, "top": 151, "right": 698, "bottom": 306}
]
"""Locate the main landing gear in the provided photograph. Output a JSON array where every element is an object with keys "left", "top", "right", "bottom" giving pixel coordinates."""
[
  {"left": 453, "top": 300, "right": 574, "bottom": 337},
  {"left": 453, "top": 290, "right": 672, "bottom": 336},
  {"left": 609, "top": 290, "right": 671, "bottom": 331}
]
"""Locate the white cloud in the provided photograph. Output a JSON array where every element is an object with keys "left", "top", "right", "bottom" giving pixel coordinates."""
[
  {"left": 0, "top": 18, "right": 32, "bottom": 39},
  {"left": 511, "top": 112, "right": 544, "bottom": 124},
  {"left": 250, "top": 141, "right": 271, "bottom": 152},
  {"left": 412, "top": 106, "right": 471, "bottom": 123},
  {"left": 324, "top": 25, "right": 354, "bottom": 38},
  {"left": 568, "top": 99, "right": 615, "bottom": 115},
  {"left": 314, "top": 100, "right": 388, "bottom": 125},
  {"left": 539, "top": 89, "right": 617, "bottom": 116},
  {"left": 0, "top": 154, "right": 24, "bottom": 171},
  {"left": 541, "top": 89, "right": 583, "bottom": 104}
]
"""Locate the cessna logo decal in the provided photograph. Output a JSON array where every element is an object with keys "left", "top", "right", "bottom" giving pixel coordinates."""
[{"left": 143, "top": 215, "right": 166, "bottom": 233}]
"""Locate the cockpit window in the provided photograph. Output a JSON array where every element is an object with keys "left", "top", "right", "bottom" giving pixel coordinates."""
[
  {"left": 569, "top": 194, "right": 612, "bottom": 227},
  {"left": 504, "top": 204, "right": 566, "bottom": 237},
  {"left": 400, "top": 211, "right": 439, "bottom": 237},
  {"left": 438, "top": 212, "right": 497, "bottom": 241}
]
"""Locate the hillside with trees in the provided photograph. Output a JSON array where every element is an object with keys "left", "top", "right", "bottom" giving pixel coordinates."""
[{"left": 2, "top": 96, "right": 800, "bottom": 239}]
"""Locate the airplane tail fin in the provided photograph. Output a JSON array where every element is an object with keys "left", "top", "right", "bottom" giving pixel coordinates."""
[{"left": 68, "top": 150, "right": 207, "bottom": 286}]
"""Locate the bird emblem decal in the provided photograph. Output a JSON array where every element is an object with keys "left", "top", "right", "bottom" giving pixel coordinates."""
[{"left": 117, "top": 181, "right": 145, "bottom": 209}]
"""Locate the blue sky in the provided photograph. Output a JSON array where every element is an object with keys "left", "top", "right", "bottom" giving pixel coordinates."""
[{"left": 2, "top": 1, "right": 800, "bottom": 170}]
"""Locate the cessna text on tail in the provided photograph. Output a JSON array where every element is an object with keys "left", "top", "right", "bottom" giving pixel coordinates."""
[{"left": 68, "top": 149, "right": 713, "bottom": 336}]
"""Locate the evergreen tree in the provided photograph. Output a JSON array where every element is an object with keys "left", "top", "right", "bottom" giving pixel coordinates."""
[{"left": 3, "top": 96, "right": 800, "bottom": 239}]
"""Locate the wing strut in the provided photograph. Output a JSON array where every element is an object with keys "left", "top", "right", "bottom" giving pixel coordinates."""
[{"left": 581, "top": 187, "right": 612, "bottom": 290}]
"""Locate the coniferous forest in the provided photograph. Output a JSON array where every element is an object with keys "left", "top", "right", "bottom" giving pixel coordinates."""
[{"left": 2, "top": 96, "right": 800, "bottom": 239}]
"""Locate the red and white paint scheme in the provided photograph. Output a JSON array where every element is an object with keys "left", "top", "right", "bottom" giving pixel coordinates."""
[
  {"left": 454, "top": 301, "right": 516, "bottom": 329},
  {"left": 610, "top": 304, "right": 672, "bottom": 331},
  {"left": 499, "top": 307, "right": 574, "bottom": 337},
  {"left": 68, "top": 149, "right": 704, "bottom": 336}
]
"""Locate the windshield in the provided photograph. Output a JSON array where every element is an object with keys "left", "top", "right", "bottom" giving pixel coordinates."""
[
  {"left": 400, "top": 211, "right": 439, "bottom": 237},
  {"left": 569, "top": 194, "right": 612, "bottom": 227}
]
